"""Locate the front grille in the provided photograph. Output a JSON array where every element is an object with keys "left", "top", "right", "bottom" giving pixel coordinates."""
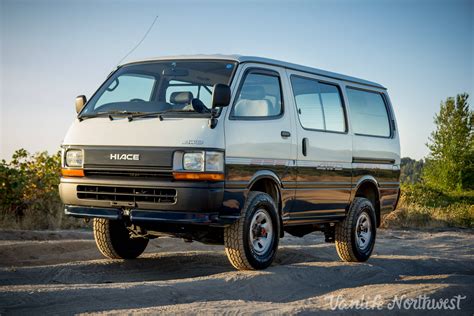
[
  {"left": 77, "top": 185, "right": 176, "bottom": 204},
  {"left": 84, "top": 169, "right": 173, "bottom": 179}
]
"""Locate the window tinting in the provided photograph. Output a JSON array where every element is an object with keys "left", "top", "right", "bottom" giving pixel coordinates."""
[
  {"left": 347, "top": 88, "right": 391, "bottom": 137},
  {"left": 290, "top": 76, "right": 345, "bottom": 132},
  {"left": 232, "top": 73, "right": 282, "bottom": 118}
]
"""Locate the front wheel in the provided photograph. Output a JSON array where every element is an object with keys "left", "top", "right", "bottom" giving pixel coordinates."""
[
  {"left": 224, "top": 191, "right": 280, "bottom": 270},
  {"left": 335, "top": 197, "right": 376, "bottom": 262},
  {"left": 93, "top": 218, "right": 149, "bottom": 259}
]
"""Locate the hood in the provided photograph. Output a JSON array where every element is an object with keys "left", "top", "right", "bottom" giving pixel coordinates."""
[{"left": 62, "top": 116, "right": 224, "bottom": 149}]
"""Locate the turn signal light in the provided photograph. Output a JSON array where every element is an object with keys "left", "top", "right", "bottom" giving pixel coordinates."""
[
  {"left": 61, "top": 169, "right": 84, "bottom": 177},
  {"left": 173, "top": 172, "right": 224, "bottom": 181}
]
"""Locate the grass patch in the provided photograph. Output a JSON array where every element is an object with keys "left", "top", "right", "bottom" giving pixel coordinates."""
[
  {"left": 382, "top": 184, "right": 474, "bottom": 229},
  {"left": 0, "top": 204, "right": 88, "bottom": 230}
]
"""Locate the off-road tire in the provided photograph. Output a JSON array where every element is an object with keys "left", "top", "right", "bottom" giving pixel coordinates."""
[
  {"left": 93, "top": 218, "right": 148, "bottom": 259},
  {"left": 224, "top": 191, "right": 280, "bottom": 270},
  {"left": 335, "top": 197, "right": 376, "bottom": 262}
]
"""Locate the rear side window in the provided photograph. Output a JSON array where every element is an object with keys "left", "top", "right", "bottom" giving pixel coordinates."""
[
  {"left": 347, "top": 88, "right": 391, "bottom": 137},
  {"left": 232, "top": 71, "right": 282, "bottom": 118},
  {"left": 290, "top": 76, "right": 346, "bottom": 132},
  {"left": 319, "top": 83, "right": 346, "bottom": 132}
]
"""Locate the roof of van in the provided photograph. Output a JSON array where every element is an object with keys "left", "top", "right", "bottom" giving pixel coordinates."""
[{"left": 122, "top": 54, "right": 386, "bottom": 90}]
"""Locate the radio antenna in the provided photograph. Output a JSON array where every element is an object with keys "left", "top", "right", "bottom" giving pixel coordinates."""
[{"left": 116, "top": 15, "right": 159, "bottom": 66}]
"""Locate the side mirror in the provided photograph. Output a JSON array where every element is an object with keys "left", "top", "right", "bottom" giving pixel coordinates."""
[
  {"left": 75, "top": 95, "right": 87, "bottom": 113},
  {"left": 211, "top": 84, "right": 231, "bottom": 108}
]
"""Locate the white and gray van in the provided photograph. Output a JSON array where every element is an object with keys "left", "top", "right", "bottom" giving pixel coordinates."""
[{"left": 60, "top": 55, "right": 400, "bottom": 270}]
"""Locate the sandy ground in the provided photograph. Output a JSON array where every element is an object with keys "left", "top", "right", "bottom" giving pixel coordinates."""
[{"left": 0, "top": 228, "right": 473, "bottom": 315}]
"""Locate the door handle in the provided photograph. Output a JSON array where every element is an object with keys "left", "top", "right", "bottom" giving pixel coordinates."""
[
  {"left": 302, "top": 138, "right": 308, "bottom": 156},
  {"left": 281, "top": 131, "right": 291, "bottom": 138}
]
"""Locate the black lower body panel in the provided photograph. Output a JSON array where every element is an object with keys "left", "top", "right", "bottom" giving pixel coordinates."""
[
  {"left": 65, "top": 206, "right": 121, "bottom": 219},
  {"left": 64, "top": 205, "right": 238, "bottom": 226}
]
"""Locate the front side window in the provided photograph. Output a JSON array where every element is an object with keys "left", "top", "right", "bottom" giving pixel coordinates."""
[
  {"left": 347, "top": 88, "right": 391, "bottom": 137},
  {"left": 232, "top": 71, "right": 282, "bottom": 118},
  {"left": 291, "top": 76, "right": 346, "bottom": 132},
  {"left": 80, "top": 60, "right": 236, "bottom": 117}
]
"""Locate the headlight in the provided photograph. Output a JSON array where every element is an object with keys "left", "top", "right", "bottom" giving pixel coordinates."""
[
  {"left": 173, "top": 150, "right": 224, "bottom": 181},
  {"left": 205, "top": 151, "right": 224, "bottom": 172},
  {"left": 175, "top": 151, "right": 224, "bottom": 172},
  {"left": 65, "top": 149, "right": 83, "bottom": 167},
  {"left": 183, "top": 152, "right": 204, "bottom": 171}
]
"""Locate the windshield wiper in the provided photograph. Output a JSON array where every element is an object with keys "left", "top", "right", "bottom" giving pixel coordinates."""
[
  {"left": 127, "top": 109, "right": 196, "bottom": 122},
  {"left": 78, "top": 111, "right": 144, "bottom": 122}
]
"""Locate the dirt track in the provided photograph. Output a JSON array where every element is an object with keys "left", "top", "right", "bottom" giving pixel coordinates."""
[{"left": 0, "top": 229, "right": 473, "bottom": 315}]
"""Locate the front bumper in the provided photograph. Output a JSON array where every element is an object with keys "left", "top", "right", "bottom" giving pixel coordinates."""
[
  {"left": 60, "top": 176, "right": 224, "bottom": 211},
  {"left": 60, "top": 176, "right": 237, "bottom": 226},
  {"left": 64, "top": 205, "right": 238, "bottom": 226}
]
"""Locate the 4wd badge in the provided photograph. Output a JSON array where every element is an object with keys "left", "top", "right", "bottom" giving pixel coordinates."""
[{"left": 182, "top": 139, "right": 204, "bottom": 145}]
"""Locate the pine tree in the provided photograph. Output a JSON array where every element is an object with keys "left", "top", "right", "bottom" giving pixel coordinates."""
[{"left": 424, "top": 93, "right": 474, "bottom": 191}]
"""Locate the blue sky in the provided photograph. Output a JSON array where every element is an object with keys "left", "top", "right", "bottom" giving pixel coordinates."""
[{"left": 1, "top": 0, "right": 473, "bottom": 160}]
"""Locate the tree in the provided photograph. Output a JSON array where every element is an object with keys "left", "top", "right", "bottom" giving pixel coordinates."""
[
  {"left": 424, "top": 93, "right": 474, "bottom": 191},
  {"left": 400, "top": 157, "right": 424, "bottom": 184}
]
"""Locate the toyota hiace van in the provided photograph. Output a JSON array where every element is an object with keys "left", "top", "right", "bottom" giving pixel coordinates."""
[{"left": 60, "top": 55, "right": 400, "bottom": 270}]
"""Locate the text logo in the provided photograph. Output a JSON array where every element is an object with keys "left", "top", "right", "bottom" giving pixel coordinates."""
[
  {"left": 109, "top": 154, "right": 140, "bottom": 161},
  {"left": 182, "top": 139, "right": 204, "bottom": 145}
]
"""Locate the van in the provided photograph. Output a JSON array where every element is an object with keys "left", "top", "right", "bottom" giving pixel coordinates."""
[{"left": 60, "top": 55, "right": 400, "bottom": 270}]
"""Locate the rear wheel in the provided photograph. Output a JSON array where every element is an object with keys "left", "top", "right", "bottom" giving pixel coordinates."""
[
  {"left": 335, "top": 197, "right": 376, "bottom": 262},
  {"left": 224, "top": 191, "right": 280, "bottom": 270},
  {"left": 93, "top": 218, "right": 148, "bottom": 259}
]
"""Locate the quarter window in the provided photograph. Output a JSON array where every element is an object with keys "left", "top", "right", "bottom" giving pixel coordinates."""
[
  {"left": 347, "top": 88, "right": 391, "bottom": 137},
  {"left": 232, "top": 72, "right": 282, "bottom": 118},
  {"left": 290, "top": 76, "right": 346, "bottom": 132}
]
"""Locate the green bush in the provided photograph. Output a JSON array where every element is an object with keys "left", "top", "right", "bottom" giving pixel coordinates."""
[
  {"left": 0, "top": 149, "right": 85, "bottom": 229},
  {"left": 383, "top": 183, "right": 474, "bottom": 229}
]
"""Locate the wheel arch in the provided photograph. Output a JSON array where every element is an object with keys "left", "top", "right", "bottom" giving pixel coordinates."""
[
  {"left": 246, "top": 170, "right": 284, "bottom": 237},
  {"left": 352, "top": 176, "right": 381, "bottom": 227}
]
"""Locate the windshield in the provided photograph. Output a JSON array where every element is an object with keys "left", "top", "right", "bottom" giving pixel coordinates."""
[{"left": 80, "top": 60, "right": 237, "bottom": 117}]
